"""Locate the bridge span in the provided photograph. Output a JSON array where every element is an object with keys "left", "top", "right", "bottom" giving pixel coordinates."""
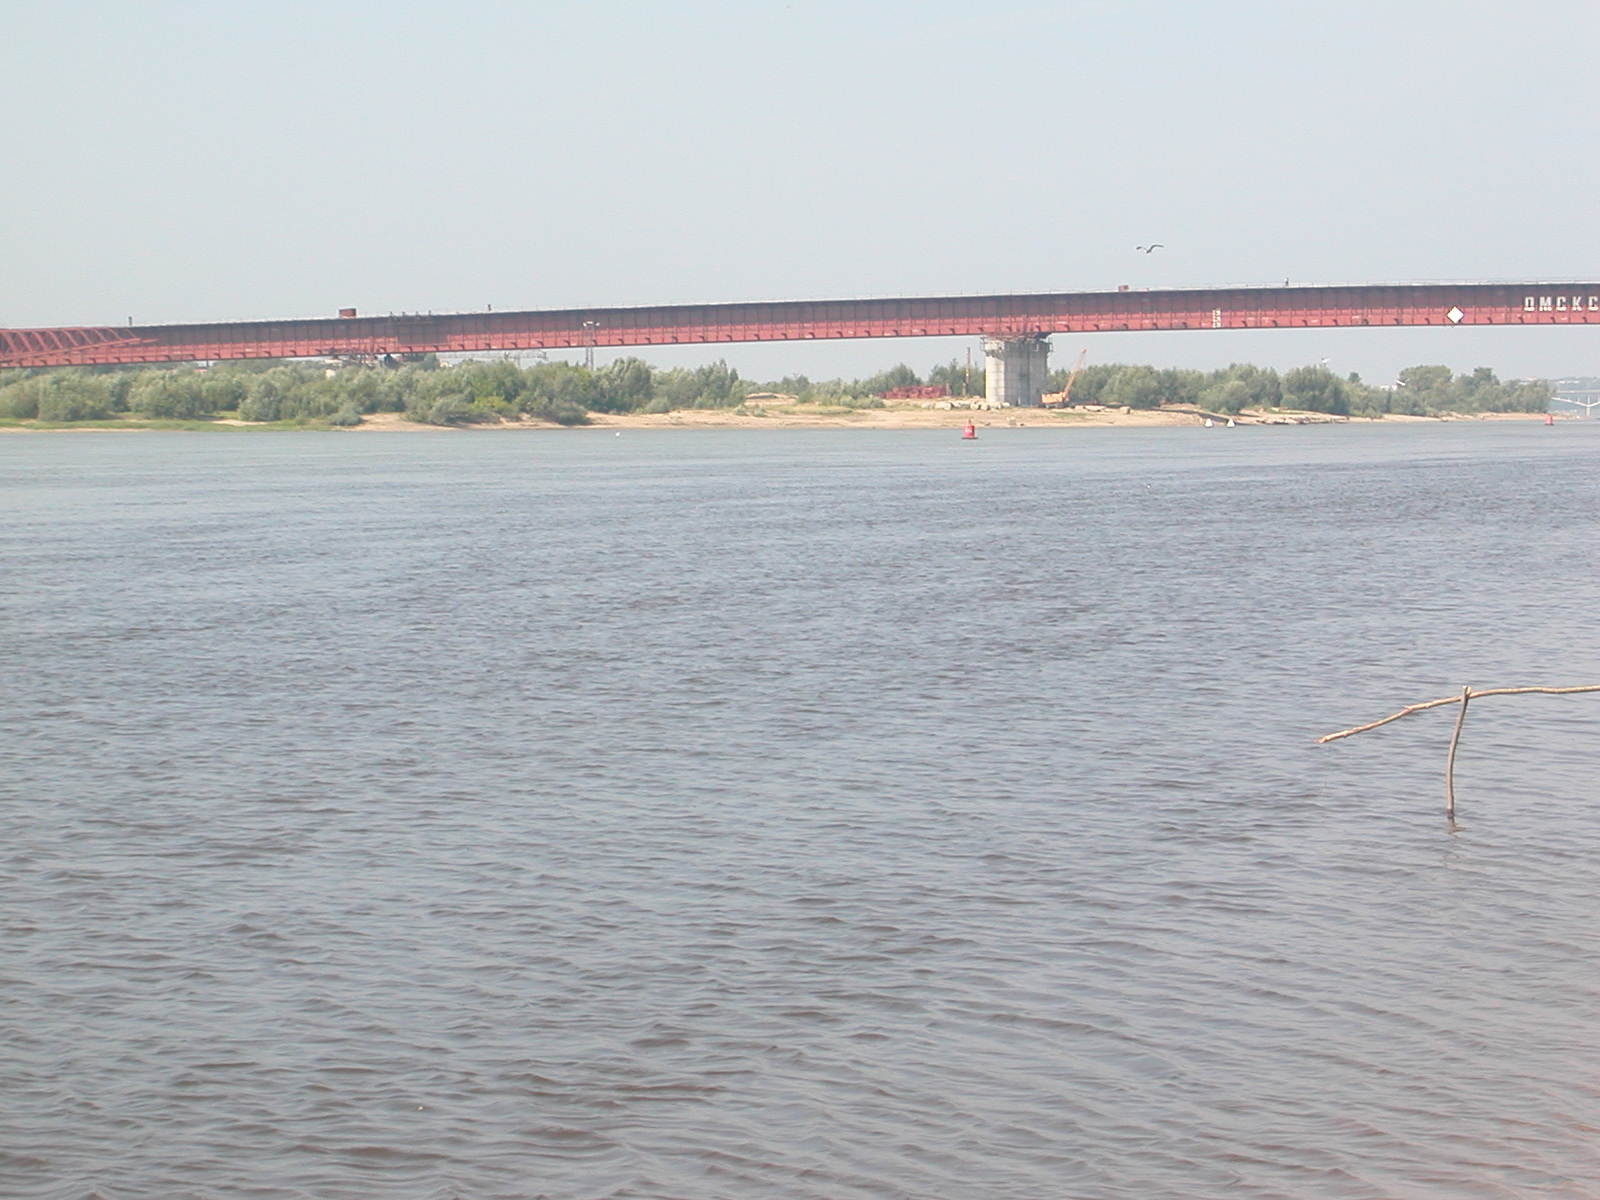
[{"left": 4, "top": 282, "right": 1596, "bottom": 407}]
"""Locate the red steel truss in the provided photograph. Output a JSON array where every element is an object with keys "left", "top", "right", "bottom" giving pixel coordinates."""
[{"left": 3, "top": 283, "right": 1598, "bottom": 369}]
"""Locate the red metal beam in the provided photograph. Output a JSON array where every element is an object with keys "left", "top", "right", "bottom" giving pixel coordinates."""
[{"left": 3, "top": 283, "right": 1597, "bottom": 369}]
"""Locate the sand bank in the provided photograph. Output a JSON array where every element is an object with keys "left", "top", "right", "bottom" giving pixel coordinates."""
[
  {"left": 354, "top": 405, "right": 1555, "bottom": 433},
  {"left": 1, "top": 406, "right": 1560, "bottom": 433}
]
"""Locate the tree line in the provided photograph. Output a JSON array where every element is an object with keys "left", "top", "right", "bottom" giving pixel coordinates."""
[
  {"left": 0, "top": 355, "right": 1553, "bottom": 424},
  {"left": 1047, "top": 361, "right": 1552, "bottom": 416},
  {"left": 0, "top": 358, "right": 739, "bottom": 426}
]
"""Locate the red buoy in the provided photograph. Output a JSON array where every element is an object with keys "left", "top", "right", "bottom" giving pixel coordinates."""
[{"left": 962, "top": 421, "right": 977, "bottom": 439}]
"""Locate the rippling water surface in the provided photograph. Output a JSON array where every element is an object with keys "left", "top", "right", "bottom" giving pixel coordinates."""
[{"left": 5, "top": 423, "right": 1600, "bottom": 1199}]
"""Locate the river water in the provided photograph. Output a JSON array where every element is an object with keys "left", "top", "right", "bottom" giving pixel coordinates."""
[{"left": 4, "top": 422, "right": 1600, "bottom": 1199}]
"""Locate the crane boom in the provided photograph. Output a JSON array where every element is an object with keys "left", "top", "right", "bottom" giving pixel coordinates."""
[{"left": 1042, "top": 348, "right": 1088, "bottom": 408}]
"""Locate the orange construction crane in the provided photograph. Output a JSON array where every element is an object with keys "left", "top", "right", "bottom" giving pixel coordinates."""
[{"left": 1042, "top": 348, "right": 1088, "bottom": 407}]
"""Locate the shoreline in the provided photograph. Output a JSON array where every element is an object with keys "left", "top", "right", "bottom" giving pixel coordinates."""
[{"left": 0, "top": 406, "right": 1563, "bottom": 434}]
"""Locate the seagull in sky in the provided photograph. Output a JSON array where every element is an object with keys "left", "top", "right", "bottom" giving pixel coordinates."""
[{"left": 1135, "top": 243, "right": 1164, "bottom": 254}]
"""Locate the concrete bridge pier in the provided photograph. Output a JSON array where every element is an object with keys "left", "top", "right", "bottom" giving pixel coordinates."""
[{"left": 983, "top": 334, "right": 1050, "bottom": 408}]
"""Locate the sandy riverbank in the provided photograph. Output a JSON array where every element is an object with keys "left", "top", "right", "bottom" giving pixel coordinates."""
[
  {"left": 349, "top": 406, "right": 1559, "bottom": 432},
  {"left": 1, "top": 406, "right": 1562, "bottom": 433}
]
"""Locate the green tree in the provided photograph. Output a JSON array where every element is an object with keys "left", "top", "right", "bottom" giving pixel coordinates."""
[
  {"left": 1063, "top": 364, "right": 1116, "bottom": 406},
  {"left": 426, "top": 393, "right": 476, "bottom": 425},
  {"left": 239, "top": 369, "right": 302, "bottom": 422},
  {"left": 860, "top": 363, "right": 920, "bottom": 395},
  {"left": 103, "top": 369, "right": 137, "bottom": 412},
  {"left": 657, "top": 361, "right": 743, "bottom": 409},
  {"left": 594, "top": 357, "right": 654, "bottom": 412},
  {"left": 1155, "top": 368, "right": 1204, "bottom": 407},
  {"left": 35, "top": 376, "right": 114, "bottom": 422},
  {"left": 758, "top": 373, "right": 813, "bottom": 399},
  {"left": 524, "top": 362, "right": 600, "bottom": 413},
  {"left": 129, "top": 372, "right": 213, "bottom": 419},
  {"left": 1200, "top": 378, "right": 1252, "bottom": 414},
  {"left": 1213, "top": 363, "right": 1281, "bottom": 410},
  {"left": 1282, "top": 365, "right": 1349, "bottom": 414},
  {"left": 523, "top": 395, "right": 590, "bottom": 425},
  {"left": 455, "top": 360, "right": 524, "bottom": 406},
  {"left": 1395, "top": 365, "right": 1452, "bottom": 412},
  {"left": 200, "top": 372, "right": 248, "bottom": 414},
  {"left": 0, "top": 375, "right": 44, "bottom": 418},
  {"left": 1099, "top": 365, "right": 1165, "bottom": 409},
  {"left": 926, "top": 360, "right": 978, "bottom": 396},
  {"left": 1452, "top": 366, "right": 1498, "bottom": 412},
  {"left": 1503, "top": 379, "right": 1554, "bottom": 412}
]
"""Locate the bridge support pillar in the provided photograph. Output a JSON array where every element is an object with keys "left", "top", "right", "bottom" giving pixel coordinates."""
[{"left": 983, "top": 335, "right": 1050, "bottom": 408}]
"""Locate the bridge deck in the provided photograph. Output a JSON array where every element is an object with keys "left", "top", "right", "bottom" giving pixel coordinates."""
[{"left": 3, "top": 283, "right": 1598, "bottom": 369}]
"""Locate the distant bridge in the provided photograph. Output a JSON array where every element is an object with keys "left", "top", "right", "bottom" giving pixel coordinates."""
[
  {"left": 4, "top": 282, "right": 1597, "bottom": 407},
  {"left": 1552, "top": 382, "right": 1600, "bottom": 416}
]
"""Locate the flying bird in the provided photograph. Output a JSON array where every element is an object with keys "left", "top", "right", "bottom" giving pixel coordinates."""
[{"left": 1135, "top": 243, "right": 1164, "bottom": 254}]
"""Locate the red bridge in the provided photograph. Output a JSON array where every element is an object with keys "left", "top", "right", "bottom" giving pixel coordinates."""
[{"left": 4, "top": 281, "right": 1596, "bottom": 406}]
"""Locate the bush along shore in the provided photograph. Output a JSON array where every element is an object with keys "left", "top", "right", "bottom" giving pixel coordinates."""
[{"left": 0, "top": 356, "right": 1556, "bottom": 430}]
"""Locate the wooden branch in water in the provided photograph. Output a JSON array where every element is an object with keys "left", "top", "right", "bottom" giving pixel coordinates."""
[
  {"left": 1318, "top": 683, "right": 1600, "bottom": 823},
  {"left": 1317, "top": 685, "right": 1600, "bottom": 744},
  {"left": 1444, "top": 686, "right": 1471, "bottom": 820}
]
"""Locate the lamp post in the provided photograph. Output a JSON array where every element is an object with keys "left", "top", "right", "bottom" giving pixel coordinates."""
[{"left": 581, "top": 320, "right": 599, "bottom": 371}]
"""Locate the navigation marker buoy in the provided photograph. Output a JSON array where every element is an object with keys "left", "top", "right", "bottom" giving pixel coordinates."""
[{"left": 962, "top": 421, "right": 977, "bottom": 439}]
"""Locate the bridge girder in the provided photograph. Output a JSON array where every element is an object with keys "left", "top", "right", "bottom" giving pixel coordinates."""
[{"left": 4, "top": 284, "right": 1599, "bottom": 370}]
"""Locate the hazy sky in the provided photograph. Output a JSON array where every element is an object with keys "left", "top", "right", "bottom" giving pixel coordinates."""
[{"left": 6, "top": 0, "right": 1598, "bottom": 383}]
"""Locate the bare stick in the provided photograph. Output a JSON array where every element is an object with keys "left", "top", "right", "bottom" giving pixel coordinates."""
[
  {"left": 1445, "top": 685, "right": 1470, "bottom": 819},
  {"left": 1319, "top": 683, "right": 1599, "bottom": 823},
  {"left": 1317, "top": 685, "right": 1600, "bottom": 744}
]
